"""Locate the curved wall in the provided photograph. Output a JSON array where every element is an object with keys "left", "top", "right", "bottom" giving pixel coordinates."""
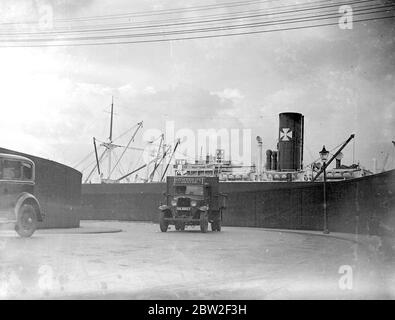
[{"left": 0, "top": 147, "right": 82, "bottom": 228}]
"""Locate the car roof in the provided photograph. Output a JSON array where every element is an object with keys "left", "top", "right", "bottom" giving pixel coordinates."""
[{"left": 0, "top": 153, "right": 34, "bottom": 164}]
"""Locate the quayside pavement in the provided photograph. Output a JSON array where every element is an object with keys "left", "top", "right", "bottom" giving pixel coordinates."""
[{"left": 0, "top": 220, "right": 394, "bottom": 299}]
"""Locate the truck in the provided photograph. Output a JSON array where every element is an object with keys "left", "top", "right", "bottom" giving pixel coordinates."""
[
  {"left": 158, "top": 176, "right": 226, "bottom": 233},
  {"left": 0, "top": 153, "right": 44, "bottom": 237}
]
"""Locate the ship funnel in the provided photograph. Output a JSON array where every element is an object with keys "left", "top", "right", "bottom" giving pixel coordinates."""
[{"left": 278, "top": 112, "right": 304, "bottom": 171}]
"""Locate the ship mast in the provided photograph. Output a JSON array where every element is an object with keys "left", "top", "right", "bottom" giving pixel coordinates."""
[
  {"left": 108, "top": 96, "right": 114, "bottom": 179},
  {"left": 79, "top": 96, "right": 176, "bottom": 183},
  {"left": 84, "top": 96, "right": 143, "bottom": 183},
  {"left": 99, "top": 96, "right": 119, "bottom": 182}
]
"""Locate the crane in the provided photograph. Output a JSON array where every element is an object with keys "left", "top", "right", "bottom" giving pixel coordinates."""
[{"left": 312, "top": 134, "right": 355, "bottom": 182}]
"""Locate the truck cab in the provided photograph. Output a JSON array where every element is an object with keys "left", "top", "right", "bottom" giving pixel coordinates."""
[
  {"left": 0, "top": 153, "right": 44, "bottom": 237},
  {"left": 158, "top": 176, "right": 226, "bottom": 233}
]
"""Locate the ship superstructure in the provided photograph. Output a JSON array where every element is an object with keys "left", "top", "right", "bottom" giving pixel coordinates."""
[
  {"left": 174, "top": 150, "right": 256, "bottom": 181},
  {"left": 173, "top": 112, "right": 373, "bottom": 182},
  {"left": 76, "top": 103, "right": 377, "bottom": 184}
]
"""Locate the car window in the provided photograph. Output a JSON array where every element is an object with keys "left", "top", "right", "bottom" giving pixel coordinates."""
[
  {"left": 22, "top": 162, "right": 33, "bottom": 180},
  {"left": 2, "top": 160, "right": 22, "bottom": 180}
]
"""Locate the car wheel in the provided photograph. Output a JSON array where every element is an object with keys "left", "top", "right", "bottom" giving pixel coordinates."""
[
  {"left": 15, "top": 204, "right": 37, "bottom": 238},
  {"left": 159, "top": 211, "right": 169, "bottom": 232}
]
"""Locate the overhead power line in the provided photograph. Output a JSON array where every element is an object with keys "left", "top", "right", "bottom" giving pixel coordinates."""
[
  {"left": 0, "top": 5, "right": 392, "bottom": 42},
  {"left": 0, "top": 0, "right": 317, "bottom": 25},
  {"left": 18, "top": 0, "right": 358, "bottom": 33},
  {"left": 0, "top": 0, "right": 380, "bottom": 33},
  {"left": 0, "top": 0, "right": 384, "bottom": 36},
  {"left": 56, "top": 0, "right": 279, "bottom": 21},
  {"left": 0, "top": 8, "right": 392, "bottom": 43},
  {"left": 46, "top": 0, "right": 340, "bottom": 30},
  {"left": 0, "top": 15, "right": 393, "bottom": 48},
  {"left": 0, "top": 0, "right": 392, "bottom": 47}
]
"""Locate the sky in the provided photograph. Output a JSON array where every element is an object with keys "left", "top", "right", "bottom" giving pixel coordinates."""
[{"left": 0, "top": 0, "right": 394, "bottom": 180}]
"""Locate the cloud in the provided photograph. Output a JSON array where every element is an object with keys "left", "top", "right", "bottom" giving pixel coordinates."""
[
  {"left": 210, "top": 88, "right": 244, "bottom": 103},
  {"left": 143, "top": 86, "right": 157, "bottom": 95}
]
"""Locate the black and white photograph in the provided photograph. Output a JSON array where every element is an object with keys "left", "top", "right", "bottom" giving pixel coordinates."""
[{"left": 0, "top": 0, "right": 394, "bottom": 304}]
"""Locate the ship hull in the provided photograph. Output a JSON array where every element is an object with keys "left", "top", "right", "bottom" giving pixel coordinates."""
[{"left": 81, "top": 169, "right": 395, "bottom": 234}]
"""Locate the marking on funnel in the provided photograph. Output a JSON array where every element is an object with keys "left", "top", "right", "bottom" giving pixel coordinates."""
[{"left": 280, "top": 128, "right": 293, "bottom": 141}]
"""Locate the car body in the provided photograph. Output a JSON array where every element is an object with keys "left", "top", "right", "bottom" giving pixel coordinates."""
[
  {"left": 158, "top": 176, "right": 226, "bottom": 232},
  {"left": 0, "top": 153, "right": 44, "bottom": 237}
]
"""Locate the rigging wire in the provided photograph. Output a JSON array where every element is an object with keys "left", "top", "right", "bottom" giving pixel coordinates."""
[
  {"left": 81, "top": 150, "right": 104, "bottom": 175},
  {"left": 111, "top": 149, "right": 126, "bottom": 178},
  {"left": 73, "top": 150, "right": 95, "bottom": 168},
  {"left": 111, "top": 122, "right": 139, "bottom": 142},
  {"left": 127, "top": 149, "right": 145, "bottom": 174}
]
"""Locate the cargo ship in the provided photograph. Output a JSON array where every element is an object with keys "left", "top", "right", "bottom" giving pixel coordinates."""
[
  {"left": 77, "top": 109, "right": 394, "bottom": 234},
  {"left": 78, "top": 109, "right": 375, "bottom": 184}
]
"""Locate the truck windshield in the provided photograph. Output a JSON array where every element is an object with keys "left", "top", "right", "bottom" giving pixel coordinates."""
[{"left": 175, "top": 185, "right": 204, "bottom": 196}]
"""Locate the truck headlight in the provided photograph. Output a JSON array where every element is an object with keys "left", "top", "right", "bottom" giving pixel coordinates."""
[
  {"left": 171, "top": 199, "right": 177, "bottom": 206},
  {"left": 191, "top": 200, "right": 197, "bottom": 207}
]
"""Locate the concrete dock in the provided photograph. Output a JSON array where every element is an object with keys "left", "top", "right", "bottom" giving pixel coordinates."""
[{"left": 1, "top": 221, "right": 394, "bottom": 299}]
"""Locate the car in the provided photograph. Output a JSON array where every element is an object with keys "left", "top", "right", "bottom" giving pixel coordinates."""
[
  {"left": 158, "top": 176, "right": 227, "bottom": 233},
  {"left": 0, "top": 153, "right": 44, "bottom": 237}
]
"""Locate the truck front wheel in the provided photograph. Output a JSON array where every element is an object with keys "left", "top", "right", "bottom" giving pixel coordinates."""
[
  {"left": 211, "top": 220, "right": 221, "bottom": 232},
  {"left": 15, "top": 204, "right": 38, "bottom": 238},
  {"left": 216, "top": 220, "right": 221, "bottom": 232},
  {"left": 210, "top": 210, "right": 222, "bottom": 232},
  {"left": 200, "top": 212, "right": 208, "bottom": 233},
  {"left": 159, "top": 211, "right": 169, "bottom": 232}
]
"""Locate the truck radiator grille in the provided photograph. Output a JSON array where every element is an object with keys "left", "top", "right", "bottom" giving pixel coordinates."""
[{"left": 177, "top": 198, "right": 191, "bottom": 207}]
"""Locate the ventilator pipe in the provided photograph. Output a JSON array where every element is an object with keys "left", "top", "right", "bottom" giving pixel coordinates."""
[{"left": 256, "top": 136, "right": 263, "bottom": 180}]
